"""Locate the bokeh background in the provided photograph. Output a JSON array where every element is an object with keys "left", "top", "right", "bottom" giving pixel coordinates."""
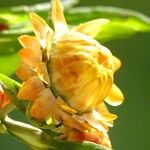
[{"left": 0, "top": 0, "right": 150, "bottom": 150}]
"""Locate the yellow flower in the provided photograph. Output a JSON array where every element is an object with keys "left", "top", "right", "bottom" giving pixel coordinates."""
[{"left": 16, "top": 0, "right": 124, "bottom": 148}]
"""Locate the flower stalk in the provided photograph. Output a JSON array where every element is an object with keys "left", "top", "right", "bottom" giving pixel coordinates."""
[
  {"left": 1, "top": 116, "right": 111, "bottom": 150},
  {"left": 1, "top": 116, "right": 53, "bottom": 150}
]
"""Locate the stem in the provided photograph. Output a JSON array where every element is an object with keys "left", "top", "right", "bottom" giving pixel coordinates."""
[
  {"left": 1, "top": 116, "right": 53, "bottom": 150},
  {"left": 1, "top": 116, "right": 112, "bottom": 150},
  {"left": 0, "top": 103, "right": 15, "bottom": 133},
  {"left": 0, "top": 103, "right": 15, "bottom": 119},
  {"left": 0, "top": 120, "right": 6, "bottom": 134}
]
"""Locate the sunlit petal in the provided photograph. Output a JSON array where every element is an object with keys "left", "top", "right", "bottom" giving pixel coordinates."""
[
  {"left": 105, "top": 84, "right": 124, "bottom": 106},
  {"left": 30, "top": 88, "right": 56, "bottom": 121},
  {"left": 29, "top": 12, "right": 53, "bottom": 48},
  {"left": 17, "top": 76, "right": 45, "bottom": 101},
  {"left": 46, "top": 31, "right": 52, "bottom": 60},
  {"left": 18, "top": 35, "right": 40, "bottom": 50},
  {"left": 16, "top": 63, "right": 36, "bottom": 81},
  {"left": 95, "top": 102, "right": 117, "bottom": 127},
  {"left": 36, "top": 62, "right": 51, "bottom": 85},
  {"left": 51, "top": 0, "right": 68, "bottom": 32},
  {"left": 112, "top": 56, "right": 121, "bottom": 71},
  {"left": 72, "top": 19, "right": 109, "bottom": 38},
  {"left": 56, "top": 96, "right": 77, "bottom": 114},
  {"left": 82, "top": 112, "right": 109, "bottom": 132},
  {"left": 101, "top": 132, "right": 112, "bottom": 148},
  {"left": 19, "top": 48, "right": 42, "bottom": 68}
]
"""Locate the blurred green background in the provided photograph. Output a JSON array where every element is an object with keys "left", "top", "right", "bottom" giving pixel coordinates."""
[{"left": 0, "top": 0, "right": 150, "bottom": 150}]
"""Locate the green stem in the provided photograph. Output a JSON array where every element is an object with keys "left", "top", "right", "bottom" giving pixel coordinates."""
[
  {"left": 0, "top": 103, "right": 15, "bottom": 133},
  {"left": 1, "top": 116, "right": 53, "bottom": 150},
  {"left": 0, "top": 103, "right": 15, "bottom": 119},
  {"left": 1, "top": 116, "right": 112, "bottom": 150}
]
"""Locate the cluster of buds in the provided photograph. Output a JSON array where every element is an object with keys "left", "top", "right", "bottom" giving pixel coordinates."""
[{"left": 15, "top": 0, "right": 124, "bottom": 148}]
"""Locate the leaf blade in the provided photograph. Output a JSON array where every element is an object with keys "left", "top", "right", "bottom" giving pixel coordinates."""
[
  {"left": 0, "top": 73, "right": 29, "bottom": 113},
  {"left": 49, "top": 140, "right": 112, "bottom": 150},
  {"left": 0, "top": 53, "right": 20, "bottom": 76},
  {"left": 65, "top": 6, "right": 150, "bottom": 42}
]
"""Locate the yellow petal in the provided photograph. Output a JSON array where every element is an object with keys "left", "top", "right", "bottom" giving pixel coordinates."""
[
  {"left": 56, "top": 96, "right": 77, "bottom": 114},
  {"left": 50, "top": 51, "right": 113, "bottom": 113},
  {"left": 16, "top": 63, "right": 36, "bottom": 81},
  {"left": 96, "top": 102, "right": 109, "bottom": 113},
  {"left": 18, "top": 35, "right": 40, "bottom": 50},
  {"left": 19, "top": 48, "right": 42, "bottom": 68},
  {"left": 112, "top": 56, "right": 121, "bottom": 71},
  {"left": 51, "top": 0, "right": 68, "bottom": 32},
  {"left": 72, "top": 19, "right": 109, "bottom": 38},
  {"left": 36, "top": 62, "right": 51, "bottom": 85},
  {"left": 46, "top": 31, "right": 52, "bottom": 60},
  {"left": 82, "top": 112, "right": 109, "bottom": 132},
  {"left": 96, "top": 102, "right": 117, "bottom": 121},
  {"left": 29, "top": 12, "right": 53, "bottom": 48},
  {"left": 101, "top": 132, "right": 112, "bottom": 148},
  {"left": 30, "top": 88, "right": 56, "bottom": 121},
  {"left": 0, "top": 85, "right": 3, "bottom": 92},
  {"left": 95, "top": 102, "right": 117, "bottom": 127},
  {"left": 105, "top": 84, "right": 124, "bottom": 106},
  {"left": 17, "top": 76, "right": 45, "bottom": 101},
  {"left": 53, "top": 106, "right": 90, "bottom": 131}
]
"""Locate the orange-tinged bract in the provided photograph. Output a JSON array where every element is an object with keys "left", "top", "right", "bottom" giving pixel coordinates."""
[
  {"left": 0, "top": 85, "right": 11, "bottom": 109},
  {"left": 16, "top": 0, "right": 124, "bottom": 148}
]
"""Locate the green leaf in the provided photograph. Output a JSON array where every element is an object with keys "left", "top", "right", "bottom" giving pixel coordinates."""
[
  {"left": 0, "top": 73, "right": 20, "bottom": 93},
  {"left": 0, "top": 52, "right": 20, "bottom": 76},
  {"left": 65, "top": 6, "right": 150, "bottom": 42},
  {"left": 0, "top": 0, "right": 79, "bottom": 37},
  {"left": 1, "top": 2, "right": 150, "bottom": 43},
  {"left": 47, "top": 140, "right": 111, "bottom": 150},
  {"left": 0, "top": 38, "right": 20, "bottom": 55},
  {"left": 0, "top": 73, "right": 28, "bottom": 113},
  {"left": 3, "top": 116, "right": 111, "bottom": 150}
]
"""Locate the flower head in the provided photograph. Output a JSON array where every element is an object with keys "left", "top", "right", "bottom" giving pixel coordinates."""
[{"left": 16, "top": 0, "right": 124, "bottom": 148}]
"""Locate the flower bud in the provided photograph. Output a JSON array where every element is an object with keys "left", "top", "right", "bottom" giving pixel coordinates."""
[{"left": 16, "top": 0, "right": 124, "bottom": 148}]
